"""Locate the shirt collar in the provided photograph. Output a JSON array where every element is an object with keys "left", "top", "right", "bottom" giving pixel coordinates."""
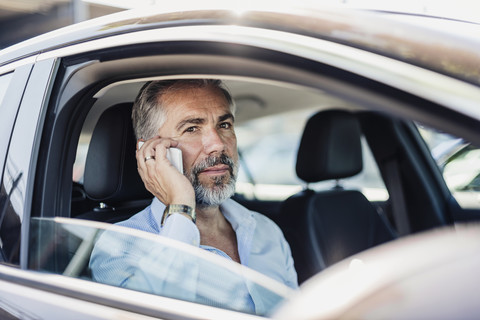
[
  {"left": 221, "top": 199, "right": 256, "bottom": 266},
  {"left": 220, "top": 199, "right": 255, "bottom": 231}
]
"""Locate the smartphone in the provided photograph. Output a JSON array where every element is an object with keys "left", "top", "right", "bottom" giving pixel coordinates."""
[
  {"left": 166, "top": 147, "right": 183, "bottom": 173},
  {"left": 137, "top": 140, "right": 183, "bottom": 173}
]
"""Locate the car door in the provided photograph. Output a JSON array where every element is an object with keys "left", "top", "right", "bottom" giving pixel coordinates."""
[{"left": 0, "top": 31, "right": 295, "bottom": 320}]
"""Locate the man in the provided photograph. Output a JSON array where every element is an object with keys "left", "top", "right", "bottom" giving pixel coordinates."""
[{"left": 90, "top": 79, "right": 297, "bottom": 314}]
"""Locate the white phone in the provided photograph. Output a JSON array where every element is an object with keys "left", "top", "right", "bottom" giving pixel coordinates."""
[
  {"left": 137, "top": 140, "right": 183, "bottom": 173},
  {"left": 166, "top": 147, "right": 183, "bottom": 173}
]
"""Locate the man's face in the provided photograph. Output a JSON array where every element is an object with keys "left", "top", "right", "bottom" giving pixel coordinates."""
[{"left": 157, "top": 86, "right": 238, "bottom": 206}]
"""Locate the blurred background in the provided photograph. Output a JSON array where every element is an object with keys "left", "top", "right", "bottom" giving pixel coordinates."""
[
  {"left": 0, "top": 0, "right": 479, "bottom": 50},
  {"left": 0, "top": 0, "right": 123, "bottom": 49}
]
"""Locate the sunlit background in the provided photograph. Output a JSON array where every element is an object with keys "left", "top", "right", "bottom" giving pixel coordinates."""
[{"left": 0, "top": 0, "right": 479, "bottom": 49}]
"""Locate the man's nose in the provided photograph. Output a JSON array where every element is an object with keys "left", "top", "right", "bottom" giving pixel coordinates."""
[{"left": 202, "top": 127, "right": 225, "bottom": 154}]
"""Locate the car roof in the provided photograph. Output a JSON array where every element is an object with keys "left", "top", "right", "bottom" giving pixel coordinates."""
[{"left": 1, "top": 3, "right": 479, "bottom": 87}]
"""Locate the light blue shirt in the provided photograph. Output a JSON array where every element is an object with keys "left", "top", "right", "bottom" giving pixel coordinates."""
[{"left": 90, "top": 198, "right": 297, "bottom": 315}]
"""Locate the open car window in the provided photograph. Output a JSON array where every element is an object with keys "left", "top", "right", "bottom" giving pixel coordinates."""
[{"left": 28, "top": 217, "right": 293, "bottom": 316}]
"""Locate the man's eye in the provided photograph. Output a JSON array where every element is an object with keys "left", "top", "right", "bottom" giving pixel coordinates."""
[
  {"left": 185, "top": 126, "right": 198, "bottom": 133},
  {"left": 220, "top": 122, "right": 232, "bottom": 129}
]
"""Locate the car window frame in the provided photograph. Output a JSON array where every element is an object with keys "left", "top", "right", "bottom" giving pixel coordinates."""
[
  {"left": 0, "top": 63, "right": 33, "bottom": 264},
  {"left": 0, "top": 65, "right": 32, "bottom": 183},
  {"left": 1, "top": 58, "right": 59, "bottom": 268}
]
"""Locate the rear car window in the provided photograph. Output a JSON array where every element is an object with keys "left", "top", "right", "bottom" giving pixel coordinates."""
[
  {"left": 236, "top": 108, "right": 388, "bottom": 202},
  {"left": 418, "top": 124, "right": 480, "bottom": 209}
]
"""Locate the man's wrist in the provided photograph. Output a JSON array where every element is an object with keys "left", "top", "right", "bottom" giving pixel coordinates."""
[{"left": 161, "top": 204, "right": 196, "bottom": 227}]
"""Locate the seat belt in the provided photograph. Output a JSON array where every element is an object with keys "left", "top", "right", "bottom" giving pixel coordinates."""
[{"left": 384, "top": 158, "right": 411, "bottom": 236}]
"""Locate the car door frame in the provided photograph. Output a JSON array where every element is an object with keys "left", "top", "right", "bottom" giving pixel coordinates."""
[
  {"left": 1, "top": 57, "right": 59, "bottom": 268},
  {"left": 0, "top": 60, "right": 35, "bottom": 264}
]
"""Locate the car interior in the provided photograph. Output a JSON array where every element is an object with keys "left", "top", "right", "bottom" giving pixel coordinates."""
[
  {"left": 25, "top": 45, "right": 475, "bottom": 290},
  {"left": 57, "top": 77, "right": 451, "bottom": 285}
]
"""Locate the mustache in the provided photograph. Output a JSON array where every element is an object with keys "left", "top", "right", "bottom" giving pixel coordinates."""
[{"left": 191, "top": 153, "right": 235, "bottom": 176}]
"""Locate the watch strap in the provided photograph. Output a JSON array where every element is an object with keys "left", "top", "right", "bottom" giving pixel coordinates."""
[{"left": 161, "top": 204, "right": 196, "bottom": 226}]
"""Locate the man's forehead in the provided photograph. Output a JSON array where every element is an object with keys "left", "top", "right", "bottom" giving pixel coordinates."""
[
  {"left": 162, "top": 85, "right": 227, "bottom": 104},
  {"left": 162, "top": 87, "right": 231, "bottom": 117}
]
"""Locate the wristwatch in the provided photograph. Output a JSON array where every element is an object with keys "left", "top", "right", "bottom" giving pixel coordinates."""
[{"left": 161, "top": 204, "right": 196, "bottom": 227}]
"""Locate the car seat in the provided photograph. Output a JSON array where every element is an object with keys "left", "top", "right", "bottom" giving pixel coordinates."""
[
  {"left": 79, "top": 102, "right": 152, "bottom": 222},
  {"left": 278, "top": 110, "right": 395, "bottom": 283}
]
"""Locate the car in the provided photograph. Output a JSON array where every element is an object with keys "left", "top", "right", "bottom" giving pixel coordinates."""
[{"left": 1, "top": 2, "right": 480, "bottom": 319}]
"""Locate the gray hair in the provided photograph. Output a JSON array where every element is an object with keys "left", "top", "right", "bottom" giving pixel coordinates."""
[{"left": 132, "top": 79, "right": 236, "bottom": 141}]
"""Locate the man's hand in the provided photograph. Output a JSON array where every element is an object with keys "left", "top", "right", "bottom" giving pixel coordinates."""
[{"left": 136, "top": 137, "right": 195, "bottom": 210}]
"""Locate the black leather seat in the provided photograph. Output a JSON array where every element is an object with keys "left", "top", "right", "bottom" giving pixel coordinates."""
[
  {"left": 278, "top": 110, "right": 395, "bottom": 283},
  {"left": 79, "top": 103, "right": 152, "bottom": 222}
]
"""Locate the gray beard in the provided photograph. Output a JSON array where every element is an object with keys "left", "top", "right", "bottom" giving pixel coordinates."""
[{"left": 187, "top": 153, "right": 238, "bottom": 208}]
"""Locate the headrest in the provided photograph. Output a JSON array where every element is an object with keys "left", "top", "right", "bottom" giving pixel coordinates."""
[
  {"left": 84, "top": 103, "right": 151, "bottom": 202},
  {"left": 296, "top": 110, "right": 363, "bottom": 183}
]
